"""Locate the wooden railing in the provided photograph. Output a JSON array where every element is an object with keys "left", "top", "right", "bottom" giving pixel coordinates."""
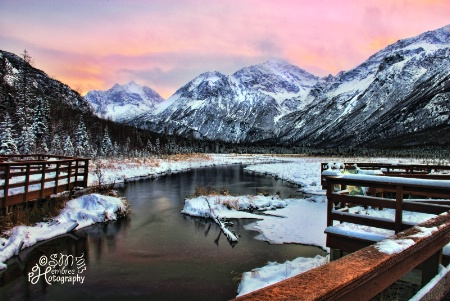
[
  {"left": 321, "top": 162, "right": 450, "bottom": 189},
  {"left": 325, "top": 175, "right": 450, "bottom": 234},
  {"left": 235, "top": 212, "right": 450, "bottom": 300},
  {"left": 235, "top": 175, "right": 450, "bottom": 300},
  {"left": 0, "top": 154, "right": 90, "bottom": 215}
]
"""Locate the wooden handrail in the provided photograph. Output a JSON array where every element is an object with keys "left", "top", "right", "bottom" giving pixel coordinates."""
[
  {"left": 235, "top": 212, "right": 450, "bottom": 300},
  {"left": 0, "top": 155, "right": 90, "bottom": 215},
  {"left": 320, "top": 162, "right": 450, "bottom": 189},
  {"left": 325, "top": 175, "right": 450, "bottom": 233}
]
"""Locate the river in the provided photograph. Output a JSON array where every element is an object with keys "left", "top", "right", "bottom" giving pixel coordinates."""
[{"left": 0, "top": 164, "right": 326, "bottom": 300}]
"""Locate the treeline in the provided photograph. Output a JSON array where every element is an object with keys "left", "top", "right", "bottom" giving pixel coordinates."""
[{"left": 0, "top": 49, "right": 164, "bottom": 158}]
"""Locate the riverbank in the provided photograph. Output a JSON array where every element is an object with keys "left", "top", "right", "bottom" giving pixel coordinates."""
[{"left": 0, "top": 194, "right": 128, "bottom": 270}]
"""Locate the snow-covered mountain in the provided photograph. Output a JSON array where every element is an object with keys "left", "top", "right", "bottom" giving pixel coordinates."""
[
  {"left": 130, "top": 59, "right": 319, "bottom": 143},
  {"left": 276, "top": 24, "right": 450, "bottom": 148},
  {"left": 129, "top": 24, "right": 450, "bottom": 148},
  {"left": 85, "top": 81, "right": 165, "bottom": 122}
]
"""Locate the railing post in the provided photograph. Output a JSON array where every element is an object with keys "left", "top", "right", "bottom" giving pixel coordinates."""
[
  {"left": 40, "top": 162, "right": 46, "bottom": 199},
  {"left": 24, "top": 163, "right": 30, "bottom": 203},
  {"left": 83, "top": 159, "right": 89, "bottom": 188},
  {"left": 67, "top": 160, "right": 72, "bottom": 190},
  {"left": 54, "top": 161, "right": 60, "bottom": 194},
  {"left": 326, "top": 177, "right": 334, "bottom": 227},
  {"left": 74, "top": 159, "right": 80, "bottom": 186},
  {"left": 395, "top": 185, "right": 403, "bottom": 233},
  {"left": 3, "top": 164, "right": 10, "bottom": 215},
  {"left": 421, "top": 250, "right": 442, "bottom": 287}
]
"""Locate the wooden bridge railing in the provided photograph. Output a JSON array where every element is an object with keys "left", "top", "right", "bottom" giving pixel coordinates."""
[
  {"left": 236, "top": 175, "right": 450, "bottom": 300},
  {"left": 235, "top": 212, "right": 450, "bottom": 300},
  {"left": 325, "top": 175, "right": 450, "bottom": 235},
  {"left": 0, "top": 154, "right": 90, "bottom": 215},
  {"left": 321, "top": 162, "right": 450, "bottom": 189}
]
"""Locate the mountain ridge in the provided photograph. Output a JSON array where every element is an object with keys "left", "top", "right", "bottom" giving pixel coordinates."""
[
  {"left": 85, "top": 81, "right": 165, "bottom": 122},
  {"left": 99, "top": 24, "right": 450, "bottom": 148}
]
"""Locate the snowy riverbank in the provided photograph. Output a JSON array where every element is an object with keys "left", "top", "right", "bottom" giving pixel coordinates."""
[
  {"left": 0, "top": 194, "right": 127, "bottom": 270},
  {"left": 88, "top": 154, "right": 281, "bottom": 187},
  {"left": 181, "top": 154, "right": 450, "bottom": 298}
]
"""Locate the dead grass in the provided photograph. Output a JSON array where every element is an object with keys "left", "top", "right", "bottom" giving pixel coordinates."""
[
  {"left": 0, "top": 185, "right": 127, "bottom": 235},
  {"left": 0, "top": 194, "right": 69, "bottom": 235},
  {"left": 162, "top": 153, "right": 212, "bottom": 162},
  {"left": 194, "top": 186, "right": 229, "bottom": 197}
]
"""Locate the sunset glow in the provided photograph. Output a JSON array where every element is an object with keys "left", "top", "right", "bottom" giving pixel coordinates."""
[{"left": 1, "top": 0, "right": 449, "bottom": 98}]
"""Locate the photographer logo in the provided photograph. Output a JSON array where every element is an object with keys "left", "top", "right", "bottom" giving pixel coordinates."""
[{"left": 28, "top": 253, "right": 87, "bottom": 285}]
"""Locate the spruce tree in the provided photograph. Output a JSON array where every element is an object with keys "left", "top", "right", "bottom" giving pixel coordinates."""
[
  {"left": 32, "top": 97, "right": 50, "bottom": 151},
  {"left": 74, "top": 118, "right": 91, "bottom": 156},
  {"left": 0, "top": 112, "right": 18, "bottom": 155},
  {"left": 51, "top": 133, "right": 63, "bottom": 155},
  {"left": 101, "top": 127, "right": 113, "bottom": 157},
  {"left": 17, "top": 126, "right": 35, "bottom": 154},
  {"left": 63, "top": 135, "right": 74, "bottom": 156}
]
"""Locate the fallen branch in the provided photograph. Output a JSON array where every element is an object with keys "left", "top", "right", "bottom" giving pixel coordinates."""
[{"left": 204, "top": 197, "right": 238, "bottom": 243}]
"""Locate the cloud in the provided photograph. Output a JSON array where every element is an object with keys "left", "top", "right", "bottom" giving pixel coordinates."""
[{"left": 1, "top": 0, "right": 449, "bottom": 97}]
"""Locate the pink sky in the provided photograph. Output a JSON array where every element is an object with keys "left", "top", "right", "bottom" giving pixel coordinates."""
[{"left": 1, "top": 0, "right": 449, "bottom": 98}]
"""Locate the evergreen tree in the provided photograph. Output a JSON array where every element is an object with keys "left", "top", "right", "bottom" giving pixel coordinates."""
[
  {"left": 32, "top": 97, "right": 50, "bottom": 150},
  {"left": 0, "top": 112, "right": 18, "bottom": 155},
  {"left": 74, "top": 118, "right": 91, "bottom": 156},
  {"left": 112, "top": 141, "right": 120, "bottom": 157},
  {"left": 63, "top": 135, "right": 74, "bottom": 156},
  {"left": 17, "top": 126, "right": 35, "bottom": 154},
  {"left": 101, "top": 127, "right": 113, "bottom": 157},
  {"left": 51, "top": 133, "right": 63, "bottom": 155},
  {"left": 155, "top": 138, "right": 161, "bottom": 156},
  {"left": 16, "top": 50, "right": 34, "bottom": 129},
  {"left": 124, "top": 137, "right": 131, "bottom": 157},
  {"left": 146, "top": 139, "right": 154, "bottom": 155}
]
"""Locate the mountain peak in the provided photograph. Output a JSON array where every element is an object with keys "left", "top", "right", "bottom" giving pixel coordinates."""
[
  {"left": 265, "top": 57, "right": 290, "bottom": 66},
  {"left": 85, "top": 82, "right": 165, "bottom": 122}
]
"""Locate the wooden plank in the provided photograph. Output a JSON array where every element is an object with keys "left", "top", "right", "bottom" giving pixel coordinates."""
[
  {"left": 395, "top": 185, "right": 403, "bottom": 233},
  {"left": 403, "top": 200, "right": 450, "bottom": 215},
  {"left": 330, "top": 211, "right": 396, "bottom": 230},
  {"left": 331, "top": 193, "right": 396, "bottom": 209},
  {"left": 326, "top": 231, "right": 376, "bottom": 253}
]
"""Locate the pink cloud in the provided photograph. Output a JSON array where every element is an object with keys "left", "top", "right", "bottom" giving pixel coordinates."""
[{"left": 1, "top": 0, "right": 449, "bottom": 98}]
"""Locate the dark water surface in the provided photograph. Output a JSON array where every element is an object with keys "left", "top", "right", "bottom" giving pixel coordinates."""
[{"left": 0, "top": 165, "right": 325, "bottom": 300}]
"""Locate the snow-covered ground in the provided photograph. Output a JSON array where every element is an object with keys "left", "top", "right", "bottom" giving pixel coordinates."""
[
  {"left": 236, "top": 255, "right": 329, "bottom": 297},
  {"left": 0, "top": 154, "right": 279, "bottom": 197},
  {"left": 0, "top": 154, "right": 279, "bottom": 271},
  {"left": 0, "top": 194, "right": 127, "bottom": 270},
  {"left": 181, "top": 155, "right": 450, "bottom": 298},
  {"left": 88, "top": 154, "right": 280, "bottom": 186},
  {"left": 2, "top": 154, "right": 449, "bottom": 297}
]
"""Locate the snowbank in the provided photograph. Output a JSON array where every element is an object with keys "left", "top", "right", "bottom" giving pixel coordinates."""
[
  {"left": 244, "top": 196, "right": 328, "bottom": 247},
  {"left": 244, "top": 161, "right": 323, "bottom": 194},
  {"left": 236, "top": 255, "right": 329, "bottom": 297},
  {"left": 0, "top": 194, "right": 127, "bottom": 270},
  {"left": 181, "top": 194, "right": 287, "bottom": 219}
]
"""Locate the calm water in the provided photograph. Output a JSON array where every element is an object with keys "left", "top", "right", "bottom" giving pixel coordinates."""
[{"left": 0, "top": 165, "right": 325, "bottom": 300}]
